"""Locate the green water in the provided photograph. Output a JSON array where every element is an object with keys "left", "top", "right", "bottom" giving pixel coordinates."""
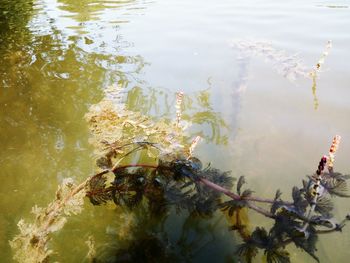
[{"left": 1, "top": 0, "right": 350, "bottom": 262}]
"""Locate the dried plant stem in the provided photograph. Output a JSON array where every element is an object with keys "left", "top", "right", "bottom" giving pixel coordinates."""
[
  {"left": 9, "top": 174, "right": 98, "bottom": 263},
  {"left": 41, "top": 175, "right": 93, "bottom": 232}
]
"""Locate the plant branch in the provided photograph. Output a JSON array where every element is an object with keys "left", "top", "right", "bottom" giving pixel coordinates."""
[
  {"left": 302, "top": 156, "right": 328, "bottom": 232},
  {"left": 107, "top": 163, "right": 292, "bottom": 217},
  {"left": 197, "top": 178, "right": 275, "bottom": 218}
]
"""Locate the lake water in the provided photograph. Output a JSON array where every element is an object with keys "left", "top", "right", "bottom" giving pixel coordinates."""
[{"left": 1, "top": 0, "right": 350, "bottom": 262}]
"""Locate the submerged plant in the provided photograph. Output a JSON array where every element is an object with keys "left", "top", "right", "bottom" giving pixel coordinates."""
[
  {"left": 10, "top": 88, "right": 350, "bottom": 263},
  {"left": 9, "top": 178, "right": 88, "bottom": 263},
  {"left": 231, "top": 39, "right": 333, "bottom": 109}
]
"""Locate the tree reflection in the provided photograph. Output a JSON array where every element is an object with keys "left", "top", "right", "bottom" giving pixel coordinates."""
[
  {"left": 125, "top": 87, "right": 229, "bottom": 145},
  {"left": 58, "top": 0, "right": 141, "bottom": 23},
  {"left": 0, "top": 0, "right": 34, "bottom": 88}
]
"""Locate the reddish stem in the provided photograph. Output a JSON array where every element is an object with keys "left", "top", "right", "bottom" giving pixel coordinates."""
[
  {"left": 199, "top": 178, "right": 241, "bottom": 199},
  {"left": 110, "top": 164, "right": 278, "bottom": 218},
  {"left": 199, "top": 178, "right": 274, "bottom": 218}
]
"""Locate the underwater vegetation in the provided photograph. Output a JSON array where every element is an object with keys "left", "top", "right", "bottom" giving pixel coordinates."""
[
  {"left": 231, "top": 39, "right": 332, "bottom": 109},
  {"left": 10, "top": 89, "right": 350, "bottom": 263}
]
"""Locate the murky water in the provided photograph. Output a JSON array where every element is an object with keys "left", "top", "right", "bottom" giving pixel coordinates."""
[{"left": 1, "top": 0, "right": 350, "bottom": 262}]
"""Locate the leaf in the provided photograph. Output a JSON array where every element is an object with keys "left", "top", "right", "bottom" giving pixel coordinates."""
[
  {"left": 86, "top": 173, "right": 113, "bottom": 205},
  {"left": 241, "top": 189, "right": 254, "bottom": 198},
  {"left": 237, "top": 176, "right": 246, "bottom": 195},
  {"left": 96, "top": 156, "right": 112, "bottom": 169},
  {"left": 271, "top": 190, "right": 283, "bottom": 214},
  {"left": 321, "top": 177, "right": 350, "bottom": 197},
  {"left": 112, "top": 172, "right": 146, "bottom": 209},
  {"left": 315, "top": 196, "right": 333, "bottom": 217},
  {"left": 251, "top": 227, "right": 269, "bottom": 247},
  {"left": 324, "top": 172, "right": 350, "bottom": 181},
  {"left": 219, "top": 199, "right": 247, "bottom": 213},
  {"left": 310, "top": 216, "right": 338, "bottom": 229},
  {"left": 269, "top": 208, "right": 304, "bottom": 245},
  {"left": 292, "top": 225, "right": 319, "bottom": 262},
  {"left": 292, "top": 187, "right": 308, "bottom": 214},
  {"left": 236, "top": 243, "right": 258, "bottom": 263},
  {"left": 10, "top": 178, "right": 87, "bottom": 263},
  {"left": 265, "top": 248, "right": 290, "bottom": 263},
  {"left": 200, "top": 168, "right": 234, "bottom": 189},
  {"left": 224, "top": 207, "right": 251, "bottom": 240},
  {"left": 274, "top": 189, "right": 282, "bottom": 200}
]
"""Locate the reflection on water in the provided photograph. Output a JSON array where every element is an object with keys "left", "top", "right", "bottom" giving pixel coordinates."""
[
  {"left": 2, "top": 0, "right": 350, "bottom": 262},
  {"left": 0, "top": 0, "right": 150, "bottom": 261},
  {"left": 0, "top": 0, "right": 232, "bottom": 261},
  {"left": 125, "top": 86, "right": 229, "bottom": 144},
  {"left": 231, "top": 39, "right": 334, "bottom": 110},
  {"left": 231, "top": 39, "right": 310, "bottom": 81}
]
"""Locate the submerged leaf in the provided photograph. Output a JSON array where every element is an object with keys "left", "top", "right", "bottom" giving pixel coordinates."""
[
  {"left": 271, "top": 189, "right": 283, "bottom": 214},
  {"left": 251, "top": 227, "right": 269, "bottom": 247},
  {"left": 292, "top": 225, "right": 319, "bottom": 262},
  {"left": 292, "top": 187, "right": 308, "bottom": 214},
  {"left": 10, "top": 178, "right": 88, "bottom": 263},
  {"left": 241, "top": 189, "right": 254, "bottom": 198},
  {"left": 265, "top": 248, "right": 290, "bottom": 263},
  {"left": 236, "top": 243, "right": 258, "bottom": 263},
  {"left": 237, "top": 176, "right": 246, "bottom": 195},
  {"left": 321, "top": 177, "right": 350, "bottom": 197},
  {"left": 314, "top": 196, "right": 333, "bottom": 217},
  {"left": 86, "top": 172, "right": 113, "bottom": 205}
]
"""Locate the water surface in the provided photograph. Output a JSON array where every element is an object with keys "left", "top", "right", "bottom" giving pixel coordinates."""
[{"left": 1, "top": 0, "right": 350, "bottom": 262}]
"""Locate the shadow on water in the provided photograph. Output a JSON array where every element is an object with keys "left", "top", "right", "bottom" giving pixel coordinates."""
[{"left": 91, "top": 204, "right": 238, "bottom": 263}]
